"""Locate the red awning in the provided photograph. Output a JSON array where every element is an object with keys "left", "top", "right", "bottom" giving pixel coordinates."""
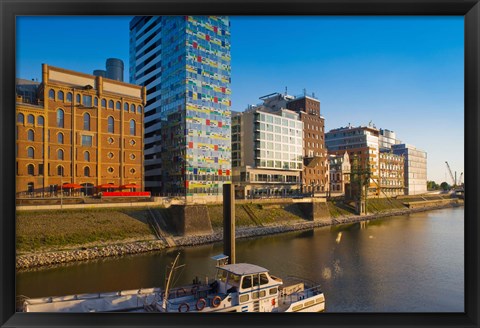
[
  {"left": 120, "top": 184, "right": 139, "bottom": 189},
  {"left": 97, "top": 184, "right": 119, "bottom": 189},
  {"left": 61, "top": 183, "right": 82, "bottom": 189}
]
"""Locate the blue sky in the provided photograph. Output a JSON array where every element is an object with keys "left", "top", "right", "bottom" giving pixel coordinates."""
[{"left": 16, "top": 16, "right": 464, "bottom": 184}]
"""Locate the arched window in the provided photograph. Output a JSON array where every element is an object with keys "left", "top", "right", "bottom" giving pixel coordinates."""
[
  {"left": 57, "top": 165, "right": 64, "bottom": 176},
  {"left": 130, "top": 120, "right": 136, "bottom": 136},
  {"left": 94, "top": 97, "right": 98, "bottom": 107},
  {"left": 101, "top": 99, "right": 107, "bottom": 108},
  {"left": 27, "top": 182, "right": 34, "bottom": 192},
  {"left": 124, "top": 103, "right": 129, "bottom": 111},
  {"left": 131, "top": 104, "right": 135, "bottom": 112},
  {"left": 57, "top": 149, "right": 64, "bottom": 160},
  {"left": 137, "top": 105, "right": 142, "bottom": 114},
  {"left": 27, "top": 164, "right": 34, "bottom": 176},
  {"left": 116, "top": 101, "right": 121, "bottom": 110},
  {"left": 27, "top": 114, "right": 35, "bottom": 124},
  {"left": 38, "top": 116, "right": 44, "bottom": 126},
  {"left": 108, "top": 100, "right": 114, "bottom": 109},
  {"left": 58, "top": 132, "right": 64, "bottom": 144},
  {"left": 83, "top": 113, "right": 90, "bottom": 131},
  {"left": 17, "top": 113, "right": 24, "bottom": 124},
  {"left": 108, "top": 116, "right": 114, "bottom": 133},
  {"left": 84, "top": 151, "right": 90, "bottom": 162},
  {"left": 58, "top": 91, "right": 64, "bottom": 101},
  {"left": 84, "top": 166, "right": 90, "bottom": 177},
  {"left": 66, "top": 92, "right": 73, "bottom": 102},
  {"left": 27, "top": 147, "right": 34, "bottom": 158},
  {"left": 27, "top": 130, "right": 34, "bottom": 141},
  {"left": 57, "top": 109, "right": 64, "bottom": 128},
  {"left": 48, "top": 89, "right": 55, "bottom": 99},
  {"left": 76, "top": 94, "right": 81, "bottom": 103}
]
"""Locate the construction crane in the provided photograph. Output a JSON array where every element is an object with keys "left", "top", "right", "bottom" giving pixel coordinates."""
[
  {"left": 445, "top": 161, "right": 456, "bottom": 187},
  {"left": 458, "top": 172, "right": 463, "bottom": 186}
]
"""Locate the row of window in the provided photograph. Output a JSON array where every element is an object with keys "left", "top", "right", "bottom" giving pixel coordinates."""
[
  {"left": 48, "top": 89, "right": 143, "bottom": 113},
  {"left": 17, "top": 113, "right": 44, "bottom": 126},
  {"left": 22, "top": 163, "right": 137, "bottom": 176},
  {"left": 18, "top": 111, "right": 138, "bottom": 136},
  {"left": 23, "top": 146, "right": 137, "bottom": 162}
]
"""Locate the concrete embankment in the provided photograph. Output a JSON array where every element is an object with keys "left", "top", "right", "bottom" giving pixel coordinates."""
[{"left": 16, "top": 197, "right": 463, "bottom": 271}]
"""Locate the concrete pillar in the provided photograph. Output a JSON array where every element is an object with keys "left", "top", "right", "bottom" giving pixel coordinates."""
[{"left": 223, "top": 183, "right": 235, "bottom": 264}]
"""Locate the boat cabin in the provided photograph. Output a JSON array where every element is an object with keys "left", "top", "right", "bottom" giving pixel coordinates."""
[{"left": 213, "top": 262, "right": 283, "bottom": 312}]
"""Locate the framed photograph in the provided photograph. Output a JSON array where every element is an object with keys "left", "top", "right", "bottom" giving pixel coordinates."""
[{"left": 1, "top": 1, "right": 478, "bottom": 328}]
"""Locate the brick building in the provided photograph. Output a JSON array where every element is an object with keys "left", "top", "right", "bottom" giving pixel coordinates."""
[
  {"left": 286, "top": 94, "right": 328, "bottom": 194},
  {"left": 16, "top": 64, "right": 146, "bottom": 197}
]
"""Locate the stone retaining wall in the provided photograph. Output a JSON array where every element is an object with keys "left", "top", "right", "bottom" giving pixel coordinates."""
[{"left": 16, "top": 202, "right": 463, "bottom": 271}]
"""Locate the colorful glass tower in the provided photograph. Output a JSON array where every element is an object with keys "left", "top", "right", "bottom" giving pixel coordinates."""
[{"left": 130, "top": 16, "right": 231, "bottom": 196}]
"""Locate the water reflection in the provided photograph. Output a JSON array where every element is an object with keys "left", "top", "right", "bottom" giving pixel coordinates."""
[{"left": 16, "top": 207, "right": 464, "bottom": 312}]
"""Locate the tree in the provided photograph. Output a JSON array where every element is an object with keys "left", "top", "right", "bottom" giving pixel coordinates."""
[
  {"left": 427, "top": 181, "right": 439, "bottom": 190},
  {"left": 440, "top": 182, "right": 450, "bottom": 191}
]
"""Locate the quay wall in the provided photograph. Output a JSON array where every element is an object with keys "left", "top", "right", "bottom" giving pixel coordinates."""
[{"left": 16, "top": 198, "right": 462, "bottom": 270}]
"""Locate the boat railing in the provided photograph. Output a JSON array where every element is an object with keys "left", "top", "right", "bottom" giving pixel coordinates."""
[{"left": 280, "top": 285, "right": 323, "bottom": 305}]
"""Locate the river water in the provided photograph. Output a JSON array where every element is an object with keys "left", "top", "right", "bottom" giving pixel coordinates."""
[{"left": 16, "top": 207, "right": 464, "bottom": 312}]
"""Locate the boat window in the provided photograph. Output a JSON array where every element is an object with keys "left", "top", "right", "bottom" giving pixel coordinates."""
[
  {"left": 216, "top": 270, "right": 227, "bottom": 282},
  {"left": 252, "top": 275, "right": 260, "bottom": 287},
  {"left": 228, "top": 273, "right": 241, "bottom": 287},
  {"left": 269, "top": 288, "right": 277, "bottom": 295},
  {"left": 241, "top": 276, "right": 252, "bottom": 289},
  {"left": 259, "top": 290, "right": 266, "bottom": 298},
  {"left": 252, "top": 291, "right": 259, "bottom": 299},
  {"left": 260, "top": 274, "right": 269, "bottom": 285},
  {"left": 239, "top": 294, "right": 249, "bottom": 303}
]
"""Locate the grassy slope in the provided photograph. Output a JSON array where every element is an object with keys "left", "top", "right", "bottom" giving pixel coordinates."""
[{"left": 16, "top": 208, "right": 155, "bottom": 253}]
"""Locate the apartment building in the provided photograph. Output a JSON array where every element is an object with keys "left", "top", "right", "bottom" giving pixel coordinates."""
[
  {"left": 130, "top": 16, "right": 231, "bottom": 196},
  {"left": 232, "top": 107, "right": 303, "bottom": 198},
  {"left": 16, "top": 64, "right": 145, "bottom": 196}
]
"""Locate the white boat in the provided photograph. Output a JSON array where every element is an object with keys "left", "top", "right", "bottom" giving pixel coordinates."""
[{"left": 22, "top": 254, "right": 325, "bottom": 313}]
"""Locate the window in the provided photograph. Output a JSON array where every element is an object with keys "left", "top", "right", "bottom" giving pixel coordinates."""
[
  {"left": 130, "top": 120, "right": 136, "bottom": 136},
  {"left": 57, "top": 109, "right": 64, "bottom": 128},
  {"left": 38, "top": 116, "right": 44, "bottom": 126},
  {"left": 27, "top": 164, "right": 34, "bottom": 175},
  {"left": 39, "top": 164, "right": 44, "bottom": 175},
  {"left": 241, "top": 276, "right": 252, "bottom": 289},
  {"left": 82, "top": 135, "right": 93, "bottom": 147},
  {"left": 239, "top": 294, "right": 249, "bottom": 303},
  {"left": 108, "top": 117, "right": 114, "bottom": 133},
  {"left": 57, "top": 165, "right": 64, "bottom": 176},
  {"left": 83, "top": 95, "right": 92, "bottom": 107},
  {"left": 27, "top": 147, "right": 34, "bottom": 158},
  {"left": 107, "top": 167, "right": 114, "bottom": 173},
  {"left": 137, "top": 105, "right": 142, "bottom": 114},
  {"left": 27, "top": 182, "right": 34, "bottom": 192},
  {"left": 84, "top": 151, "right": 90, "bottom": 162},
  {"left": 27, "top": 114, "right": 34, "bottom": 124},
  {"left": 76, "top": 94, "right": 81, "bottom": 103},
  {"left": 129, "top": 154, "right": 136, "bottom": 160},
  {"left": 27, "top": 130, "right": 34, "bottom": 141},
  {"left": 101, "top": 99, "right": 107, "bottom": 108},
  {"left": 107, "top": 152, "right": 114, "bottom": 159},
  {"left": 17, "top": 113, "right": 24, "bottom": 124},
  {"left": 58, "top": 91, "right": 64, "bottom": 101},
  {"left": 108, "top": 100, "right": 114, "bottom": 109},
  {"left": 269, "top": 288, "right": 277, "bottom": 295},
  {"left": 130, "top": 168, "right": 136, "bottom": 174},
  {"left": 48, "top": 89, "right": 55, "bottom": 99},
  {"left": 124, "top": 103, "right": 129, "bottom": 111},
  {"left": 83, "top": 113, "right": 90, "bottom": 130},
  {"left": 57, "top": 149, "right": 64, "bottom": 160},
  {"left": 116, "top": 101, "right": 121, "bottom": 110},
  {"left": 66, "top": 92, "right": 73, "bottom": 102},
  {"left": 130, "top": 104, "right": 135, "bottom": 112},
  {"left": 57, "top": 132, "right": 64, "bottom": 144},
  {"left": 94, "top": 97, "right": 98, "bottom": 107},
  {"left": 84, "top": 166, "right": 90, "bottom": 177}
]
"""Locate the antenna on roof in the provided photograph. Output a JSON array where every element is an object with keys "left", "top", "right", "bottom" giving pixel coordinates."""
[
  {"left": 303, "top": 88, "right": 306, "bottom": 96},
  {"left": 285, "top": 86, "right": 287, "bottom": 95}
]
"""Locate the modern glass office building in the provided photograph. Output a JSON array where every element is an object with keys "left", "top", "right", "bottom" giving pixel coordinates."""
[{"left": 130, "top": 16, "right": 231, "bottom": 195}]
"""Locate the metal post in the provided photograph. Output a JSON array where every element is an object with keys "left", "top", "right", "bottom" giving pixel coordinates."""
[
  {"left": 60, "top": 178, "right": 63, "bottom": 209},
  {"left": 223, "top": 183, "right": 235, "bottom": 264}
]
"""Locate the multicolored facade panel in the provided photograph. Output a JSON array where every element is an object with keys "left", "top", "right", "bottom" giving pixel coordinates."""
[{"left": 130, "top": 16, "right": 231, "bottom": 195}]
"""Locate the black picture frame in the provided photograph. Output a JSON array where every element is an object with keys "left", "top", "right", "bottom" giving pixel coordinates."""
[{"left": 1, "top": 0, "right": 478, "bottom": 327}]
